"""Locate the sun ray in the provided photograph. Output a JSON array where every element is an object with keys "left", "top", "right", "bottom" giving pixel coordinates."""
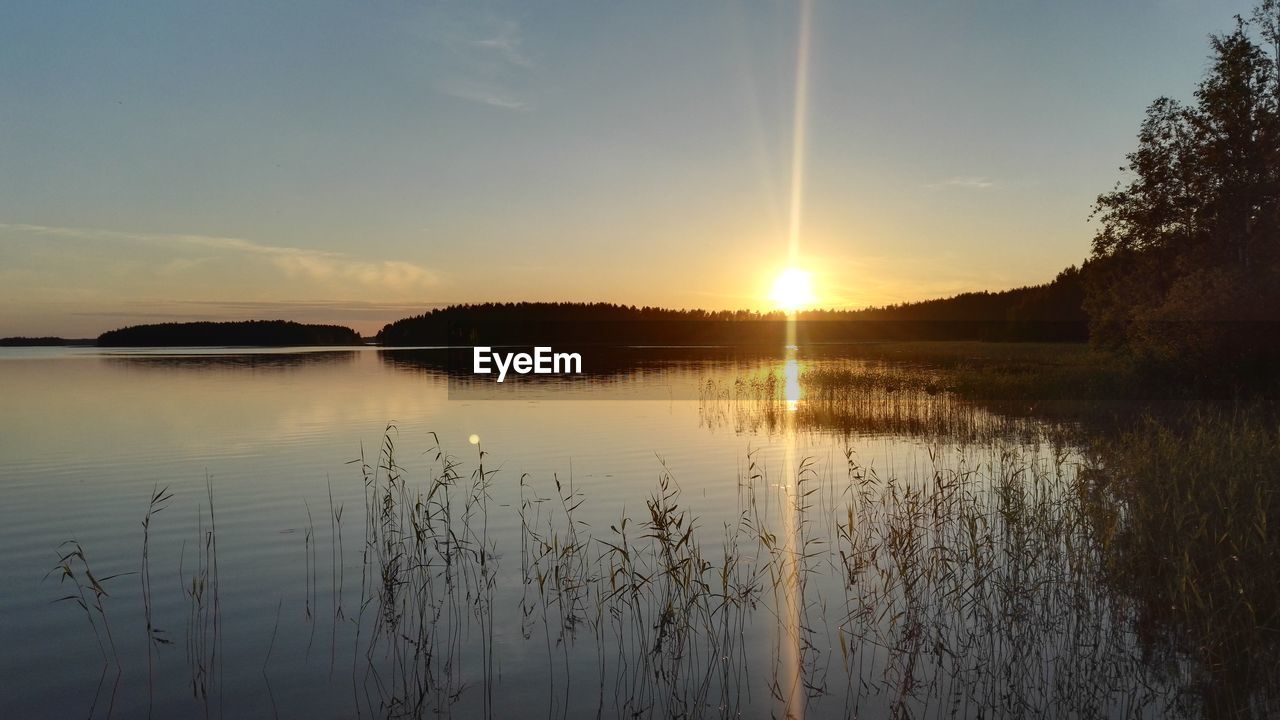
[{"left": 787, "top": 0, "right": 813, "bottom": 265}]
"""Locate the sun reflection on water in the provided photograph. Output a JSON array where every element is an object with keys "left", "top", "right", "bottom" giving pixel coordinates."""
[{"left": 784, "top": 356, "right": 801, "bottom": 412}]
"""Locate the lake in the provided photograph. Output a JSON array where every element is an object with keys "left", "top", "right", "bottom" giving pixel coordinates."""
[{"left": 0, "top": 345, "right": 1260, "bottom": 718}]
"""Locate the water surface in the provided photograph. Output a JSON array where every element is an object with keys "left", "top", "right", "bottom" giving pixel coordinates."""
[{"left": 0, "top": 346, "right": 1213, "bottom": 718}]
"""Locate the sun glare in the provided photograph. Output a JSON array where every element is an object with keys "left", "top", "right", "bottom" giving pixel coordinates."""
[{"left": 770, "top": 267, "right": 815, "bottom": 312}]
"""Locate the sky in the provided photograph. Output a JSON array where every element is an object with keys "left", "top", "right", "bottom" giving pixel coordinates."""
[{"left": 0, "top": 0, "right": 1260, "bottom": 337}]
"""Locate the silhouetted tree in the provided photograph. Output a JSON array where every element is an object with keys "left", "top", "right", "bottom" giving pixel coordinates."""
[{"left": 1089, "top": 5, "right": 1280, "bottom": 369}]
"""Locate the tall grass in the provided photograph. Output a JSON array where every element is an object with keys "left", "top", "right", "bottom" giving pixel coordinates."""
[
  {"left": 349, "top": 426, "right": 497, "bottom": 718},
  {"left": 44, "top": 409, "right": 1280, "bottom": 718},
  {"left": 179, "top": 476, "right": 221, "bottom": 717},
  {"left": 700, "top": 363, "right": 1055, "bottom": 442},
  {"left": 1082, "top": 410, "right": 1280, "bottom": 718},
  {"left": 48, "top": 541, "right": 126, "bottom": 666},
  {"left": 141, "top": 483, "right": 173, "bottom": 712}
]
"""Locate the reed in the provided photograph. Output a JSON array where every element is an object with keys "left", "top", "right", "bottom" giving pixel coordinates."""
[
  {"left": 700, "top": 363, "right": 1056, "bottom": 442},
  {"left": 43, "top": 410, "right": 1280, "bottom": 719},
  {"left": 1081, "top": 410, "right": 1280, "bottom": 718},
  {"left": 179, "top": 476, "right": 221, "bottom": 717},
  {"left": 141, "top": 483, "right": 173, "bottom": 711},
  {"left": 48, "top": 540, "right": 127, "bottom": 666}
]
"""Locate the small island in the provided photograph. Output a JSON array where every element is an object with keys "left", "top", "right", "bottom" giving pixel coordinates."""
[
  {"left": 0, "top": 336, "right": 94, "bottom": 347},
  {"left": 96, "top": 320, "right": 364, "bottom": 347}
]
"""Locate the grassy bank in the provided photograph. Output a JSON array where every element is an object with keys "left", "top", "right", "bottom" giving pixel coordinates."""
[{"left": 790, "top": 341, "right": 1280, "bottom": 425}]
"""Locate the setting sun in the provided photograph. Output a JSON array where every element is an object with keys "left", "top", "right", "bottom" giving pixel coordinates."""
[{"left": 770, "top": 267, "right": 816, "bottom": 312}]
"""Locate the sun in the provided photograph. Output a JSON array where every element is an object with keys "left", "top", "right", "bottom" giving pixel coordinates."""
[{"left": 770, "top": 267, "right": 816, "bottom": 312}]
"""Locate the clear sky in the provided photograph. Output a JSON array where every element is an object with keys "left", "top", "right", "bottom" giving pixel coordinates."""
[{"left": 0, "top": 0, "right": 1259, "bottom": 336}]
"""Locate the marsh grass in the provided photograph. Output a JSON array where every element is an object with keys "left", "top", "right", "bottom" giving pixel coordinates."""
[
  {"left": 349, "top": 425, "right": 498, "bottom": 718},
  {"left": 48, "top": 540, "right": 128, "bottom": 666},
  {"left": 327, "top": 476, "right": 345, "bottom": 676},
  {"left": 45, "top": 407, "right": 1280, "bottom": 719},
  {"left": 1081, "top": 410, "right": 1280, "bottom": 718},
  {"left": 784, "top": 341, "right": 1280, "bottom": 422},
  {"left": 141, "top": 483, "right": 173, "bottom": 713},
  {"left": 46, "top": 539, "right": 129, "bottom": 720},
  {"left": 505, "top": 431, "right": 1206, "bottom": 718},
  {"left": 179, "top": 476, "right": 222, "bottom": 716},
  {"left": 700, "top": 362, "right": 1057, "bottom": 442}
]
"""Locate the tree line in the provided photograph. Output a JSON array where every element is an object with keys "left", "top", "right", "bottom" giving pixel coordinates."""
[
  {"left": 372, "top": 277, "right": 1086, "bottom": 347},
  {"left": 97, "top": 320, "right": 363, "bottom": 347}
]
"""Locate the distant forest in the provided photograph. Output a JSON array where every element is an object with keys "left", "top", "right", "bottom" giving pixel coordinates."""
[
  {"left": 0, "top": 336, "right": 91, "bottom": 347},
  {"left": 97, "top": 320, "right": 363, "bottom": 347},
  {"left": 373, "top": 268, "right": 1086, "bottom": 347}
]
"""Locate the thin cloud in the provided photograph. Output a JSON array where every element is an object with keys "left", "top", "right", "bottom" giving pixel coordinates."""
[
  {"left": 423, "top": 13, "right": 534, "bottom": 111},
  {"left": 435, "top": 78, "right": 528, "bottom": 110},
  {"left": 171, "top": 299, "right": 443, "bottom": 311},
  {"left": 0, "top": 223, "right": 439, "bottom": 292},
  {"left": 925, "top": 176, "right": 997, "bottom": 190},
  {"left": 470, "top": 19, "right": 532, "bottom": 69},
  {"left": 71, "top": 300, "right": 447, "bottom": 319}
]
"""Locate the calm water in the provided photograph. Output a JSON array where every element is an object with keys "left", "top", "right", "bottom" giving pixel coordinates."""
[{"left": 0, "top": 346, "right": 1199, "bottom": 718}]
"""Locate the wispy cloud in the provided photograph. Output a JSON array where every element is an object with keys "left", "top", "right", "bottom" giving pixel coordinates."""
[
  {"left": 0, "top": 223, "right": 439, "bottom": 292},
  {"left": 434, "top": 78, "right": 528, "bottom": 110},
  {"left": 925, "top": 176, "right": 996, "bottom": 190},
  {"left": 169, "top": 299, "right": 446, "bottom": 313},
  {"left": 69, "top": 299, "right": 446, "bottom": 320},
  {"left": 470, "top": 19, "right": 532, "bottom": 69},
  {"left": 419, "top": 12, "right": 535, "bottom": 111}
]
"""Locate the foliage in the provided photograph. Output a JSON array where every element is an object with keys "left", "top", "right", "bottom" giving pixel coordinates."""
[{"left": 1088, "top": 3, "right": 1280, "bottom": 370}]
